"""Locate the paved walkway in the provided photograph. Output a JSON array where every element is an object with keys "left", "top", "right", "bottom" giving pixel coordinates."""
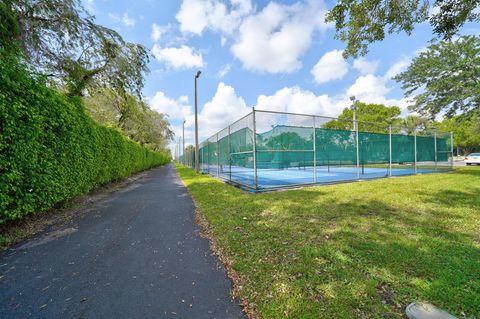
[{"left": 0, "top": 164, "right": 244, "bottom": 319}]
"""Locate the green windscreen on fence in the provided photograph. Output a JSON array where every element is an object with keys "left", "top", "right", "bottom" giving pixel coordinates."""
[
  {"left": 316, "top": 128, "right": 357, "bottom": 166},
  {"left": 195, "top": 127, "right": 448, "bottom": 169},
  {"left": 179, "top": 110, "right": 452, "bottom": 190}
]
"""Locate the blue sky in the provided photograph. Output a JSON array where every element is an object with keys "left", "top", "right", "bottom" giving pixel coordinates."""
[{"left": 83, "top": 0, "right": 478, "bottom": 151}]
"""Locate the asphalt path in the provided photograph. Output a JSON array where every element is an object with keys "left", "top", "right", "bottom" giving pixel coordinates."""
[{"left": 0, "top": 164, "right": 244, "bottom": 319}]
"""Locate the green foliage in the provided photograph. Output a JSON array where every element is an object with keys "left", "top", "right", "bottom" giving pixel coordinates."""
[
  {"left": 430, "top": 0, "right": 480, "bottom": 39},
  {"left": 395, "top": 35, "right": 480, "bottom": 118},
  {"left": 0, "top": 234, "right": 7, "bottom": 246},
  {"left": 326, "top": 0, "right": 480, "bottom": 57},
  {"left": 9, "top": 0, "right": 149, "bottom": 97},
  {"left": 83, "top": 89, "right": 173, "bottom": 152},
  {"left": 0, "top": 53, "right": 169, "bottom": 223},
  {"left": 323, "top": 102, "right": 401, "bottom": 132},
  {"left": 439, "top": 115, "right": 480, "bottom": 154},
  {"left": 0, "top": 0, "right": 20, "bottom": 53},
  {"left": 400, "top": 115, "right": 434, "bottom": 135}
]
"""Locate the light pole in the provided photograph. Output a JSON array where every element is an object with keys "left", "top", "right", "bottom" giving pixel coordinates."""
[
  {"left": 194, "top": 70, "right": 201, "bottom": 172},
  {"left": 350, "top": 96, "right": 360, "bottom": 178},
  {"left": 178, "top": 137, "right": 181, "bottom": 163},
  {"left": 175, "top": 142, "right": 178, "bottom": 162},
  {"left": 182, "top": 119, "right": 185, "bottom": 166},
  {"left": 350, "top": 96, "right": 357, "bottom": 132}
]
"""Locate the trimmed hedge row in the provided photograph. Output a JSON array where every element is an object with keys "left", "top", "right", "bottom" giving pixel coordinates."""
[{"left": 0, "top": 54, "right": 170, "bottom": 223}]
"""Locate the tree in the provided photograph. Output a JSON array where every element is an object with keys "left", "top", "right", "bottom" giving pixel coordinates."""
[
  {"left": 401, "top": 115, "right": 433, "bottom": 135},
  {"left": 185, "top": 145, "right": 195, "bottom": 153},
  {"left": 265, "top": 131, "right": 310, "bottom": 150},
  {"left": 0, "top": 1, "right": 20, "bottom": 54},
  {"left": 6, "top": 0, "right": 149, "bottom": 97},
  {"left": 438, "top": 115, "right": 480, "bottom": 155},
  {"left": 84, "top": 89, "right": 173, "bottom": 151},
  {"left": 323, "top": 102, "right": 401, "bottom": 133},
  {"left": 395, "top": 36, "right": 480, "bottom": 118},
  {"left": 326, "top": 0, "right": 480, "bottom": 57}
]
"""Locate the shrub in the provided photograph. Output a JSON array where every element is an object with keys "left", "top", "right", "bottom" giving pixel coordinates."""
[{"left": 0, "top": 53, "right": 170, "bottom": 223}]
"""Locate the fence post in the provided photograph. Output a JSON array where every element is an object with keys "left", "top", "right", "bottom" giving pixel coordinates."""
[
  {"left": 434, "top": 132, "right": 438, "bottom": 171},
  {"left": 313, "top": 116, "right": 317, "bottom": 183},
  {"left": 252, "top": 108, "right": 258, "bottom": 190},
  {"left": 414, "top": 132, "right": 417, "bottom": 174},
  {"left": 356, "top": 120, "right": 360, "bottom": 179},
  {"left": 450, "top": 132, "right": 454, "bottom": 170},
  {"left": 389, "top": 125, "right": 392, "bottom": 176},
  {"left": 207, "top": 141, "right": 210, "bottom": 174},
  {"left": 228, "top": 125, "right": 231, "bottom": 181},
  {"left": 216, "top": 133, "right": 220, "bottom": 177}
]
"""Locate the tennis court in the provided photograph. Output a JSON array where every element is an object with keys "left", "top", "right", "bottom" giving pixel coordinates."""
[
  {"left": 202, "top": 165, "right": 441, "bottom": 189},
  {"left": 181, "top": 109, "right": 453, "bottom": 191}
]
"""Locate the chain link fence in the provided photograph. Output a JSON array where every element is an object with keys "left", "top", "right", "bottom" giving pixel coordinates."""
[{"left": 179, "top": 109, "right": 453, "bottom": 191}]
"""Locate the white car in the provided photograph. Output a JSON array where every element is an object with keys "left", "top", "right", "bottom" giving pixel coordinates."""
[{"left": 465, "top": 153, "right": 480, "bottom": 165}]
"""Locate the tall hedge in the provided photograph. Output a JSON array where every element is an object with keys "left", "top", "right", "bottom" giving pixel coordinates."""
[{"left": 0, "top": 54, "right": 170, "bottom": 223}]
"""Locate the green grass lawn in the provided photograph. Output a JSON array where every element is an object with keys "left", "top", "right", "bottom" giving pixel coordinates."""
[{"left": 176, "top": 164, "right": 480, "bottom": 318}]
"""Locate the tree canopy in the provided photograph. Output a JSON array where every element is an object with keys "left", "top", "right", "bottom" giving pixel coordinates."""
[
  {"left": 84, "top": 89, "right": 173, "bottom": 151},
  {"left": 323, "top": 102, "right": 401, "bottom": 133},
  {"left": 400, "top": 115, "right": 434, "bottom": 135},
  {"left": 395, "top": 35, "right": 480, "bottom": 118},
  {"left": 439, "top": 115, "right": 480, "bottom": 154},
  {"left": 326, "top": 0, "right": 480, "bottom": 57},
  {"left": 1, "top": 0, "right": 172, "bottom": 154},
  {"left": 3, "top": 0, "right": 149, "bottom": 97}
]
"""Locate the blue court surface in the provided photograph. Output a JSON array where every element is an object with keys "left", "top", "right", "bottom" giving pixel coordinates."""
[{"left": 201, "top": 165, "right": 449, "bottom": 191}]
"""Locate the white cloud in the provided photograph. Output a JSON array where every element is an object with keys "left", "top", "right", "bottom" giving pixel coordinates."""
[
  {"left": 347, "top": 74, "right": 390, "bottom": 101},
  {"left": 385, "top": 57, "right": 411, "bottom": 79},
  {"left": 352, "top": 57, "right": 379, "bottom": 75},
  {"left": 231, "top": 1, "right": 330, "bottom": 73},
  {"left": 108, "top": 12, "right": 119, "bottom": 22},
  {"left": 311, "top": 49, "right": 349, "bottom": 84},
  {"left": 256, "top": 86, "right": 347, "bottom": 118},
  {"left": 186, "top": 82, "right": 250, "bottom": 139},
  {"left": 175, "top": 0, "right": 330, "bottom": 74},
  {"left": 345, "top": 74, "right": 409, "bottom": 113},
  {"left": 178, "top": 95, "right": 189, "bottom": 104},
  {"left": 147, "top": 91, "right": 192, "bottom": 120},
  {"left": 217, "top": 64, "right": 231, "bottom": 78},
  {"left": 108, "top": 12, "right": 136, "bottom": 28},
  {"left": 176, "top": 0, "right": 252, "bottom": 35},
  {"left": 152, "top": 44, "right": 204, "bottom": 69},
  {"left": 151, "top": 23, "right": 168, "bottom": 42},
  {"left": 122, "top": 13, "right": 136, "bottom": 27}
]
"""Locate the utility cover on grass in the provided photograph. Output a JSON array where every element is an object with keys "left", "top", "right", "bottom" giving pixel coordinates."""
[{"left": 406, "top": 302, "right": 457, "bottom": 319}]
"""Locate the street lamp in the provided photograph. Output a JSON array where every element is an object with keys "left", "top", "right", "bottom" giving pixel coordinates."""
[
  {"left": 182, "top": 119, "right": 186, "bottom": 166},
  {"left": 350, "top": 95, "right": 357, "bottom": 132},
  {"left": 194, "top": 70, "right": 201, "bottom": 172}
]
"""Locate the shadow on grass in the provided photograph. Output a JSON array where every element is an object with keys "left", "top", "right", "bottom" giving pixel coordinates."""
[{"left": 419, "top": 188, "right": 480, "bottom": 209}]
